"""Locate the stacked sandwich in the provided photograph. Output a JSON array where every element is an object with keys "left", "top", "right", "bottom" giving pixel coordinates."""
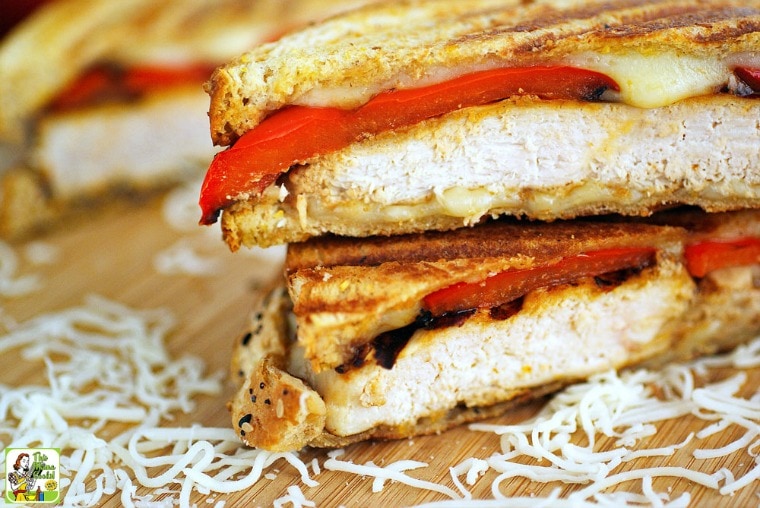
[
  {"left": 196, "top": 0, "right": 760, "bottom": 451},
  {"left": 0, "top": 0, "right": 368, "bottom": 238}
]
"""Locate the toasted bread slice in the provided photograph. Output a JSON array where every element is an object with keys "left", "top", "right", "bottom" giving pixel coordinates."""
[
  {"left": 229, "top": 210, "right": 760, "bottom": 451},
  {"left": 207, "top": 0, "right": 760, "bottom": 145},
  {"left": 203, "top": 0, "right": 760, "bottom": 247}
]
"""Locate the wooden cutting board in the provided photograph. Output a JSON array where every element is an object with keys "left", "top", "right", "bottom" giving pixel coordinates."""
[{"left": 2, "top": 194, "right": 758, "bottom": 507}]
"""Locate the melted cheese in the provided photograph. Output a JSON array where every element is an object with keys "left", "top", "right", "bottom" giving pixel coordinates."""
[
  {"left": 568, "top": 50, "right": 731, "bottom": 108},
  {"left": 297, "top": 51, "right": 742, "bottom": 112},
  {"left": 309, "top": 183, "right": 637, "bottom": 225}
]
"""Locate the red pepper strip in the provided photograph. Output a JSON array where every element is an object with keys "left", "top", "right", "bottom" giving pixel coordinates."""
[
  {"left": 50, "top": 64, "right": 214, "bottom": 111},
  {"left": 198, "top": 66, "right": 620, "bottom": 224},
  {"left": 199, "top": 106, "right": 354, "bottom": 217},
  {"left": 684, "top": 237, "right": 760, "bottom": 278},
  {"left": 422, "top": 247, "right": 657, "bottom": 317},
  {"left": 122, "top": 64, "right": 215, "bottom": 93},
  {"left": 734, "top": 67, "right": 760, "bottom": 93},
  {"left": 50, "top": 68, "right": 114, "bottom": 111}
]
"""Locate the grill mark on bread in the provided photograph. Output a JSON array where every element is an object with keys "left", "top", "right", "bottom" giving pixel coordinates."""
[
  {"left": 446, "top": 1, "right": 759, "bottom": 54},
  {"left": 286, "top": 219, "right": 676, "bottom": 272},
  {"left": 600, "top": 7, "right": 760, "bottom": 41},
  {"left": 487, "top": 5, "right": 760, "bottom": 55}
]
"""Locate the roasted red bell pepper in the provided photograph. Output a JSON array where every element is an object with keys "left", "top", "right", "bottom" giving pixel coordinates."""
[
  {"left": 198, "top": 66, "right": 620, "bottom": 224},
  {"left": 735, "top": 66, "right": 760, "bottom": 93},
  {"left": 685, "top": 237, "right": 760, "bottom": 278},
  {"left": 51, "top": 63, "right": 214, "bottom": 111},
  {"left": 422, "top": 247, "right": 657, "bottom": 317}
]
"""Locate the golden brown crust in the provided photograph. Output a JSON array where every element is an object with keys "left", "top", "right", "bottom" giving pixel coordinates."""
[
  {"left": 638, "top": 207, "right": 760, "bottom": 241},
  {"left": 228, "top": 284, "right": 328, "bottom": 452},
  {"left": 207, "top": 0, "right": 760, "bottom": 145},
  {"left": 229, "top": 356, "right": 327, "bottom": 452},
  {"left": 286, "top": 217, "right": 685, "bottom": 272}
]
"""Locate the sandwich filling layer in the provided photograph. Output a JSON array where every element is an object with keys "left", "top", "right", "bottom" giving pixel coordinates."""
[
  {"left": 221, "top": 94, "right": 760, "bottom": 249},
  {"left": 35, "top": 87, "right": 216, "bottom": 199},
  {"left": 287, "top": 260, "right": 693, "bottom": 436},
  {"left": 285, "top": 220, "right": 690, "bottom": 372},
  {"left": 200, "top": 62, "right": 760, "bottom": 225},
  {"left": 201, "top": 0, "right": 760, "bottom": 226}
]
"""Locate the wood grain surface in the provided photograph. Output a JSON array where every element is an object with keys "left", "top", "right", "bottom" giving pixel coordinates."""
[{"left": 1, "top": 193, "right": 758, "bottom": 507}]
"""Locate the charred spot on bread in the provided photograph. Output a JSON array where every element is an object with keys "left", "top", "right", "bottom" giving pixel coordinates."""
[
  {"left": 594, "top": 265, "right": 652, "bottom": 291},
  {"left": 238, "top": 413, "right": 253, "bottom": 436}
]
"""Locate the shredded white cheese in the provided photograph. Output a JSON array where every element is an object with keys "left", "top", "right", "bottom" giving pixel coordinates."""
[
  {"left": 324, "top": 449, "right": 459, "bottom": 499},
  {"left": 273, "top": 485, "right": 315, "bottom": 508},
  {"left": 0, "top": 238, "right": 45, "bottom": 296},
  {"left": 153, "top": 238, "right": 223, "bottom": 276},
  {"left": 2, "top": 289, "right": 758, "bottom": 507},
  {"left": 0, "top": 296, "right": 310, "bottom": 507},
  {"left": 457, "top": 341, "right": 760, "bottom": 506}
]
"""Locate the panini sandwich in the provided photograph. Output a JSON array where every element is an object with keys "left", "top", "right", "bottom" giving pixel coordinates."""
[
  {"left": 197, "top": 0, "right": 760, "bottom": 451},
  {"left": 0, "top": 0, "right": 368, "bottom": 238}
]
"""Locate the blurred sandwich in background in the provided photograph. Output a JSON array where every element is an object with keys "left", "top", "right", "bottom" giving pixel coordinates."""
[{"left": 0, "top": 0, "right": 369, "bottom": 238}]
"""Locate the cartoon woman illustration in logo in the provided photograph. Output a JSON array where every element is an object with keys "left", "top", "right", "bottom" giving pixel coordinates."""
[{"left": 7, "top": 453, "right": 36, "bottom": 501}]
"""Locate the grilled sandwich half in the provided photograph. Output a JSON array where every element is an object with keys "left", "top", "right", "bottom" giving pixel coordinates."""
[
  {"left": 197, "top": 0, "right": 760, "bottom": 249},
  {"left": 0, "top": 0, "right": 369, "bottom": 238},
  {"left": 228, "top": 209, "right": 760, "bottom": 451}
]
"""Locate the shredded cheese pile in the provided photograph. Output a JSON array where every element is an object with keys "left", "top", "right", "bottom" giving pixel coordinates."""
[
  {"left": 0, "top": 239, "right": 57, "bottom": 297},
  {"left": 0, "top": 296, "right": 312, "bottom": 507},
  {"left": 413, "top": 341, "right": 760, "bottom": 507},
  {"left": 308, "top": 343, "right": 760, "bottom": 507}
]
